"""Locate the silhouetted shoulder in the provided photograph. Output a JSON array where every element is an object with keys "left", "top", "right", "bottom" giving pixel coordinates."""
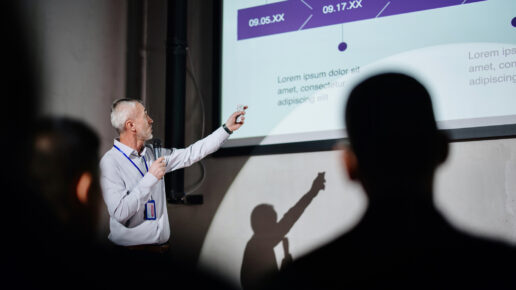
[{"left": 271, "top": 216, "right": 516, "bottom": 290}]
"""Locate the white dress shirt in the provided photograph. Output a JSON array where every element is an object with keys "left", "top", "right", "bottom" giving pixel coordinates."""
[{"left": 100, "top": 127, "right": 229, "bottom": 246}]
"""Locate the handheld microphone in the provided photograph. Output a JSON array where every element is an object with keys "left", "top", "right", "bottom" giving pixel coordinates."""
[{"left": 153, "top": 139, "right": 162, "bottom": 159}]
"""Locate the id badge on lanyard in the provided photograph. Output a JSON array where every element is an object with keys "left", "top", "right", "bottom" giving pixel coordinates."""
[{"left": 144, "top": 200, "right": 157, "bottom": 220}]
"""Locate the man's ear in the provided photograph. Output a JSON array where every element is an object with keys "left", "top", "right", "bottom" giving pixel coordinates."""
[
  {"left": 125, "top": 119, "right": 135, "bottom": 133},
  {"left": 341, "top": 148, "right": 359, "bottom": 181},
  {"left": 76, "top": 172, "right": 92, "bottom": 204}
]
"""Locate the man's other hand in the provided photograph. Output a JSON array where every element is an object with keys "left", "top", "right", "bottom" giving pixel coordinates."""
[{"left": 149, "top": 157, "right": 166, "bottom": 179}]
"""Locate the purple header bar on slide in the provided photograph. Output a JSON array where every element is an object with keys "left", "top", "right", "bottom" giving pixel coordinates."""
[{"left": 237, "top": 0, "right": 486, "bottom": 40}]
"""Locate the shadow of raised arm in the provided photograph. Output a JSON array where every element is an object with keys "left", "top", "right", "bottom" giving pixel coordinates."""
[{"left": 276, "top": 172, "right": 326, "bottom": 237}]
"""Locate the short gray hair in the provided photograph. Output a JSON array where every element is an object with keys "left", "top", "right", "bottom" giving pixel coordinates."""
[{"left": 110, "top": 98, "right": 143, "bottom": 133}]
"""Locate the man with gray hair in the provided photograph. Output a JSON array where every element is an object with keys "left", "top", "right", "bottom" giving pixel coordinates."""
[{"left": 100, "top": 98, "right": 246, "bottom": 250}]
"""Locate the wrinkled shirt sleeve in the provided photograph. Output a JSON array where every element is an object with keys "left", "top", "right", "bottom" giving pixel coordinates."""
[
  {"left": 165, "top": 126, "right": 229, "bottom": 172},
  {"left": 100, "top": 156, "right": 158, "bottom": 225}
]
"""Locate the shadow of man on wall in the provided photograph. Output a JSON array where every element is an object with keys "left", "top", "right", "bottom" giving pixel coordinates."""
[{"left": 240, "top": 172, "right": 326, "bottom": 290}]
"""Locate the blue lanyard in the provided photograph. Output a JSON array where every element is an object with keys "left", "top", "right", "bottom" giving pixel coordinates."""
[{"left": 113, "top": 145, "right": 148, "bottom": 177}]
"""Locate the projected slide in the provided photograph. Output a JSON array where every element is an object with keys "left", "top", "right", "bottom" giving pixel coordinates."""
[{"left": 221, "top": 0, "right": 516, "bottom": 147}]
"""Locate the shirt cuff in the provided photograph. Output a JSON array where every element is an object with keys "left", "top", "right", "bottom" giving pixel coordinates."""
[
  {"left": 216, "top": 126, "right": 231, "bottom": 139},
  {"left": 140, "top": 173, "right": 158, "bottom": 192}
]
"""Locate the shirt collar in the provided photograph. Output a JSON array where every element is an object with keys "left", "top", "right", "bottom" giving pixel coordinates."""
[{"left": 114, "top": 139, "right": 147, "bottom": 158}]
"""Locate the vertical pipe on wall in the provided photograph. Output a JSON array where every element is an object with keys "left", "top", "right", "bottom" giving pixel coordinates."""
[
  {"left": 126, "top": 0, "right": 143, "bottom": 100},
  {"left": 165, "top": 0, "right": 187, "bottom": 202},
  {"left": 140, "top": 0, "right": 149, "bottom": 103}
]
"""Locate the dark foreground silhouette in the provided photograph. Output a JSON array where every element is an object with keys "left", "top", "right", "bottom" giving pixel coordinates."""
[{"left": 269, "top": 73, "right": 516, "bottom": 289}]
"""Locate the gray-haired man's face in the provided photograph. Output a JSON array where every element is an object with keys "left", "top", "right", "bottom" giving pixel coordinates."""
[{"left": 134, "top": 103, "right": 154, "bottom": 141}]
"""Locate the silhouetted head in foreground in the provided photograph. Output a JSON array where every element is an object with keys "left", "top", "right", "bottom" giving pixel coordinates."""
[
  {"left": 29, "top": 117, "right": 102, "bottom": 242},
  {"left": 343, "top": 73, "right": 448, "bottom": 198}
]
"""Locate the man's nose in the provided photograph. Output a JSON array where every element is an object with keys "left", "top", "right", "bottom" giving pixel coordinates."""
[{"left": 148, "top": 116, "right": 153, "bottom": 124}]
